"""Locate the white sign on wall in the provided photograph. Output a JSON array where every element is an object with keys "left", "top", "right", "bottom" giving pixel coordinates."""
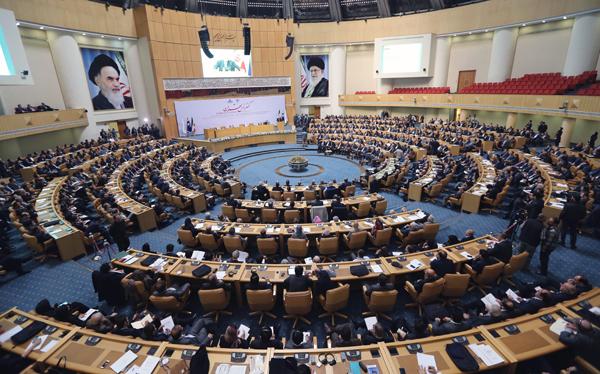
[{"left": 174, "top": 95, "right": 287, "bottom": 137}]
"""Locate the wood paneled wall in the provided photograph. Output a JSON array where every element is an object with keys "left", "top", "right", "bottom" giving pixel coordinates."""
[
  {"left": 0, "top": 0, "right": 137, "bottom": 37},
  {"left": 134, "top": 5, "right": 296, "bottom": 139}
]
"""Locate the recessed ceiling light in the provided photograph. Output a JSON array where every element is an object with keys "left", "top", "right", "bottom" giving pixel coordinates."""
[
  {"left": 15, "top": 22, "right": 20, "bottom": 26},
  {"left": 542, "top": 20, "right": 546, "bottom": 23},
  {"left": 468, "top": 32, "right": 472, "bottom": 35},
  {"left": 453, "top": 34, "right": 456, "bottom": 37},
  {"left": 101, "top": 35, "right": 105, "bottom": 38},
  {"left": 39, "top": 26, "right": 44, "bottom": 30},
  {"left": 563, "top": 16, "right": 567, "bottom": 20},
  {"left": 118, "top": 37, "right": 122, "bottom": 40},
  {"left": 522, "top": 23, "right": 526, "bottom": 26},
  {"left": 484, "top": 29, "right": 488, "bottom": 32},
  {"left": 82, "top": 33, "right": 86, "bottom": 36}
]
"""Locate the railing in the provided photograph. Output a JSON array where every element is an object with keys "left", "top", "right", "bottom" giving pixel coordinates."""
[{"left": 0, "top": 109, "right": 88, "bottom": 141}]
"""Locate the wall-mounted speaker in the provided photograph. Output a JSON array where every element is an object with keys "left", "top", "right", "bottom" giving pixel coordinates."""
[
  {"left": 243, "top": 24, "right": 251, "bottom": 55},
  {"left": 284, "top": 33, "right": 294, "bottom": 60},
  {"left": 198, "top": 25, "right": 213, "bottom": 58}
]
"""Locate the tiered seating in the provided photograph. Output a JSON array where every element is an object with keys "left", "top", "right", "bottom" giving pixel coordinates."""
[
  {"left": 459, "top": 71, "right": 597, "bottom": 95},
  {"left": 388, "top": 86, "right": 450, "bottom": 94},
  {"left": 354, "top": 90, "right": 375, "bottom": 94},
  {"left": 576, "top": 81, "right": 600, "bottom": 96}
]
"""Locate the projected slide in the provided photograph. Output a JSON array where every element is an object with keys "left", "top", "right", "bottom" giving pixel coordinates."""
[
  {"left": 0, "top": 28, "right": 15, "bottom": 76},
  {"left": 201, "top": 49, "right": 252, "bottom": 78},
  {"left": 381, "top": 43, "right": 422, "bottom": 75},
  {"left": 175, "top": 95, "right": 286, "bottom": 137}
]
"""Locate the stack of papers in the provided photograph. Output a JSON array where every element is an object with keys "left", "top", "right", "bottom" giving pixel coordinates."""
[
  {"left": 481, "top": 294, "right": 501, "bottom": 310},
  {"left": 111, "top": 350, "right": 138, "bottom": 373},
  {"left": 125, "top": 356, "right": 160, "bottom": 374},
  {"left": 549, "top": 319, "right": 569, "bottom": 335},
  {"left": 407, "top": 259, "right": 423, "bottom": 270},
  {"left": 365, "top": 316, "right": 378, "bottom": 331},
  {"left": 371, "top": 264, "right": 383, "bottom": 273},
  {"left": 237, "top": 324, "right": 250, "bottom": 340},
  {"left": 468, "top": 344, "right": 504, "bottom": 366},
  {"left": 461, "top": 251, "right": 474, "bottom": 260},
  {"left": 131, "top": 314, "right": 153, "bottom": 330},
  {"left": 238, "top": 251, "right": 249, "bottom": 262},
  {"left": 160, "top": 316, "right": 175, "bottom": 334},
  {"left": 191, "top": 251, "right": 205, "bottom": 260},
  {"left": 216, "top": 271, "right": 227, "bottom": 280},
  {"left": 416, "top": 353, "right": 437, "bottom": 371}
]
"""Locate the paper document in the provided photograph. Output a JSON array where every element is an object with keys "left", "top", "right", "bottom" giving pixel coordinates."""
[
  {"left": 408, "top": 259, "right": 423, "bottom": 270},
  {"left": 237, "top": 251, "right": 249, "bottom": 262},
  {"left": 124, "top": 256, "right": 139, "bottom": 265},
  {"left": 371, "top": 264, "right": 383, "bottom": 273},
  {"left": 364, "top": 316, "right": 378, "bottom": 331},
  {"left": 0, "top": 326, "right": 22, "bottom": 343},
  {"left": 481, "top": 294, "right": 501, "bottom": 310},
  {"left": 590, "top": 306, "right": 600, "bottom": 316},
  {"left": 237, "top": 324, "right": 250, "bottom": 340},
  {"left": 160, "top": 316, "right": 175, "bottom": 333},
  {"left": 110, "top": 350, "right": 138, "bottom": 373},
  {"left": 303, "top": 332, "right": 311, "bottom": 343},
  {"left": 549, "top": 319, "right": 569, "bottom": 335},
  {"left": 460, "top": 251, "right": 473, "bottom": 259},
  {"left": 191, "top": 251, "right": 205, "bottom": 260},
  {"left": 288, "top": 267, "right": 296, "bottom": 275},
  {"left": 216, "top": 271, "right": 227, "bottom": 280},
  {"left": 392, "top": 251, "right": 403, "bottom": 256},
  {"left": 40, "top": 339, "right": 59, "bottom": 353},
  {"left": 304, "top": 257, "right": 313, "bottom": 265},
  {"left": 138, "top": 355, "right": 160, "bottom": 374},
  {"left": 416, "top": 353, "right": 437, "bottom": 370},
  {"left": 468, "top": 344, "right": 504, "bottom": 366},
  {"left": 131, "top": 314, "right": 153, "bottom": 330},
  {"left": 25, "top": 334, "right": 48, "bottom": 352},
  {"left": 505, "top": 289, "right": 521, "bottom": 302}
]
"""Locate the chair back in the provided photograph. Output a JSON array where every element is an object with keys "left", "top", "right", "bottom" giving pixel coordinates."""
[
  {"left": 402, "top": 229, "right": 424, "bottom": 246},
  {"left": 284, "top": 210, "right": 301, "bottom": 224},
  {"left": 374, "top": 200, "right": 387, "bottom": 215},
  {"left": 222, "top": 205, "right": 236, "bottom": 221},
  {"left": 422, "top": 223, "right": 440, "bottom": 241},
  {"left": 270, "top": 190, "right": 283, "bottom": 200},
  {"left": 417, "top": 278, "right": 445, "bottom": 304},
  {"left": 121, "top": 274, "right": 149, "bottom": 301},
  {"left": 354, "top": 202, "right": 371, "bottom": 218},
  {"left": 372, "top": 228, "right": 393, "bottom": 246},
  {"left": 428, "top": 183, "right": 443, "bottom": 198},
  {"left": 288, "top": 238, "right": 309, "bottom": 258},
  {"left": 322, "top": 284, "right": 350, "bottom": 313},
  {"left": 474, "top": 262, "right": 505, "bottom": 286},
  {"left": 503, "top": 252, "right": 528, "bottom": 278},
  {"left": 223, "top": 235, "right": 244, "bottom": 253},
  {"left": 318, "top": 236, "right": 339, "bottom": 256},
  {"left": 235, "top": 208, "right": 252, "bottom": 223},
  {"left": 283, "top": 191, "right": 296, "bottom": 201},
  {"left": 310, "top": 206, "right": 329, "bottom": 222},
  {"left": 284, "top": 290, "right": 313, "bottom": 316},
  {"left": 177, "top": 229, "right": 198, "bottom": 247},
  {"left": 367, "top": 289, "right": 398, "bottom": 312},
  {"left": 247, "top": 287, "right": 276, "bottom": 312},
  {"left": 346, "top": 231, "right": 368, "bottom": 250},
  {"left": 261, "top": 209, "right": 278, "bottom": 223},
  {"left": 198, "top": 288, "right": 230, "bottom": 311},
  {"left": 442, "top": 273, "right": 471, "bottom": 298},
  {"left": 304, "top": 190, "right": 317, "bottom": 201},
  {"left": 23, "top": 233, "right": 44, "bottom": 253},
  {"left": 149, "top": 294, "right": 187, "bottom": 312},
  {"left": 257, "top": 238, "right": 278, "bottom": 255},
  {"left": 198, "top": 233, "right": 219, "bottom": 251}
]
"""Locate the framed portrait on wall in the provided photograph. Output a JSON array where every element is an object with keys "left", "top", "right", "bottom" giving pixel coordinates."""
[
  {"left": 80, "top": 47, "right": 134, "bottom": 111},
  {"left": 300, "top": 54, "right": 329, "bottom": 98}
]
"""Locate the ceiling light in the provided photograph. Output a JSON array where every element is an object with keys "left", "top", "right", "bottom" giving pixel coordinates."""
[
  {"left": 563, "top": 16, "right": 567, "bottom": 20},
  {"left": 542, "top": 20, "right": 546, "bottom": 23},
  {"left": 484, "top": 29, "right": 488, "bottom": 32},
  {"left": 522, "top": 23, "right": 526, "bottom": 26},
  {"left": 453, "top": 34, "right": 456, "bottom": 37},
  {"left": 101, "top": 35, "right": 105, "bottom": 38},
  {"left": 82, "top": 33, "right": 86, "bottom": 36},
  {"left": 468, "top": 32, "right": 472, "bottom": 35},
  {"left": 118, "top": 37, "right": 122, "bottom": 40},
  {"left": 39, "top": 26, "right": 44, "bottom": 30},
  {"left": 15, "top": 22, "right": 20, "bottom": 26}
]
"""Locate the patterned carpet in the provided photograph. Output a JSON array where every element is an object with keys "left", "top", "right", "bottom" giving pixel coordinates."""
[{"left": 1, "top": 144, "right": 598, "bottom": 338}]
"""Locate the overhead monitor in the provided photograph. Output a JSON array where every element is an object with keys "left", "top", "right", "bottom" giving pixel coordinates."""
[
  {"left": 0, "top": 8, "right": 31, "bottom": 85},
  {"left": 374, "top": 34, "right": 433, "bottom": 78},
  {"left": 201, "top": 48, "right": 252, "bottom": 78}
]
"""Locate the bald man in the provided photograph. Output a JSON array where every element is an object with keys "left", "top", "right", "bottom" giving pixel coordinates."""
[{"left": 414, "top": 269, "right": 440, "bottom": 293}]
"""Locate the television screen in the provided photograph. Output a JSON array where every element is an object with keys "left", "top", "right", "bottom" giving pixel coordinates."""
[
  {"left": 201, "top": 48, "right": 252, "bottom": 78},
  {"left": 374, "top": 34, "right": 432, "bottom": 78}
]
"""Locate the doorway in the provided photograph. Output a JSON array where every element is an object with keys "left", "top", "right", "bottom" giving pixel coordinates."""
[{"left": 457, "top": 70, "right": 476, "bottom": 92}]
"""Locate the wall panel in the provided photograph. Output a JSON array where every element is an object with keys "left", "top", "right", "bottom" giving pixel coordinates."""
[
  {"left": 512, "top": 23, "right": 572, "bottom": 77},
  {"left": 447, "top": 35, "right": 493, "bottom": 92}
]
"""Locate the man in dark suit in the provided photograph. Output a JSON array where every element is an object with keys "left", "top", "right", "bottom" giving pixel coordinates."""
[
  {"left": 413, "top": 269, "right": 440, "bottom": 293},
  {"left": 470, "top": 249, "right": 498, "bottom": 274},
  {"left": 364, "top": 274, "right": 394, "bottom": 296},
  {"left": 430, "top": 251, "right": 454, "bottom": 277},
  {"left": 518, "top": 214, "right": 544, "bottom": 269},
  {"left": 488, "top": 232, "right": 513, "bottom": 264},
  {"left": 88, "top": 54, "right": 134, "bottom": 110},
  {"left": 559, "top": 195, "right": 587, "bottom": 249},
  {"left": 283, "top": 265, "right": 311, "bottom": 292}
]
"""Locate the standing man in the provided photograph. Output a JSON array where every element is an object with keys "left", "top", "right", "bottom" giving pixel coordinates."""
[
  {"left": 109, "top": 215, "right": 130, "bottom": 252},
  {"left": 88, "top": 54, "right": 134, "bottom": 110},
  {"left": 559, "top": 195, "right": 587, "bottom": 249},
  {"left": 589, "top": 132, "right": 598, "bottom": 149},
  {"left": 538, "top": 217, "right": 559, "bottom": 276},
  {"left": 554, "top": 127, "right": 563, "bottom": 147},
  {"left": 518, "top": 214, "right": 544, "bottom": 270}
]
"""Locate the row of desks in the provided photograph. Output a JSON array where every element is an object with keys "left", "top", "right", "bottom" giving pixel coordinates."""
[
  {"left": 3, "top": 289, "right": 599, "bottom": 373},
  {"left": 33, "top": 176, "right": 86, "bottom": 261},
  {"left": 461, "top": 153, "right": 498, "bottom": 214},
  {"left": 408, "top": 156, "right": 439, "bottom": 202},
  {"left": 204, "top": 123, "right": 282, "bottom": 139},
  {"left": 159, "top": 151, "right": 207, "bottom": 213}
]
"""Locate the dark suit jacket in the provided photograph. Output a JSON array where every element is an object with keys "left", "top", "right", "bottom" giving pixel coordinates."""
[
  {"left": 430, "top": 258, "right": 455, "bottom": 277},
  {"left": 519, "top": 218, "right": 543, "bottom": 247},
  {"left": 301, "top": 78, "right": 329, "bottom": 98},
  {"left": 92, "top": 92, "right": 134, "bottom": 110},
  {"left": 414, "top": 275, "right": 440, "bottom": 293},
  {"left": 471, "top": 257, "right": 498, "bottom": 274},
  {"left": 560, "top": 202, "right": 587, "bottom": 225},
  {"left": 283, "top": 275, "right": 311, "bottom": 292},
  {"left": 488, "top": 240, "right": 513, "bottom": 263}
]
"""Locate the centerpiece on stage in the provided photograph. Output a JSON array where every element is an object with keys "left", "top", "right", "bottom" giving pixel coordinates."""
[{"left": 288, "top": 156, "right": 309, "bottom": 172}]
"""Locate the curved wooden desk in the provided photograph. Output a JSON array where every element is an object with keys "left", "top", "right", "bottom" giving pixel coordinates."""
[
  {"left": 461, "top": 153, "right": 498, "bottom": 214},
  {"left": 155, "top": 150, "right": 207, "bottom": 213}
]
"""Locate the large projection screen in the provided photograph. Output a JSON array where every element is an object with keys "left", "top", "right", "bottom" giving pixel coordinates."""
[
  {"left": 174, "top": 95, "right": 287, "bottom": 137},
  {"left": 374, "top": 34, "right": 433, "bottom": 78}
]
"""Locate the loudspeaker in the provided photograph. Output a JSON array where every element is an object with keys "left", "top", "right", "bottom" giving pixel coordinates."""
[
  {"left": 243, "top": 24, "right": 251, "bottom": 56},
  {"left": 284, "top": 33, "right": 294, "bottom": 60},
  {"left": 198, "top": 26, "right": 213, "bottom": 58}
]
